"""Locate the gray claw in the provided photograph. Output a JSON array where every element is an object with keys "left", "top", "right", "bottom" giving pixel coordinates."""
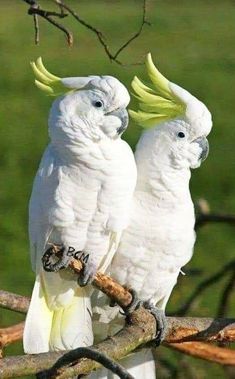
[
  {"left": 42, "top": 244, "right": 73, "bottom": 272},
  {"left": 77, "top": 251, "right": 97, "bottom": 287},
  {"left": 122, "top": 289, "right": 141, "bottom": 315},
  {"left": 143, "top": 301, "right": 167, "bottom": 346}
]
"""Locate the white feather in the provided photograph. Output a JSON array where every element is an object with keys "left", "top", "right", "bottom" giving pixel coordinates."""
[
  {"left": 93, "top": 110, "right": 212, "bottom": 377},
  {"left": 24, "top": 75, "right": 137, "bottom": 354}
]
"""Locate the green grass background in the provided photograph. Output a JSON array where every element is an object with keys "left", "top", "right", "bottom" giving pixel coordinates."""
[{"left": 0, "top": 0, "right": 235, "bottom": 377}]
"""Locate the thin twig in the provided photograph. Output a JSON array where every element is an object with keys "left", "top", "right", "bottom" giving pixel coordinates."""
[
  {"left": 217, "top": 270, "right": 235, "bottom": 318},
  {"left": 171, "top": 259, "right": 235, "bottom": 316},
  {"left": 22, "top": 0, "right": 73, "bottom": 46},
  {"left": 28, "top": 8, "right": 73, "bottom": 46},
  {"left": 33, "top": 13, "right": 39, "bottom": 44},
  {"left": 22, "top": 0, "right": 150, "bottom": 65},
  {"left": 57, "top": 0, "right": 150, "bottom": 64},
  {"left": 113, "top": 0, "right": 150, "bottom": 60},
  {"left": 37, "top": 347, "right": 134, "bottom": 379}
]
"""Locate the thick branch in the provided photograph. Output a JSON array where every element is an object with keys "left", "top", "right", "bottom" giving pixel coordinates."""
[
  {"left": 168, "top": 341, "right": 235, "bottom": 366},
  {"left": 0, "top": 313, "right": 235, "bottom": 378},
  {"left": 0, "top": 290, "right": 30, "bottom": 314}
]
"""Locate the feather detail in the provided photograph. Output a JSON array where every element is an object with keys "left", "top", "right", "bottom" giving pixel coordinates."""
[
  {"left": 129, "top": 53, "right": 186, "bottom": 128},
  {"left": 23, "top": 275, "right": 53, "bottom": 353}
]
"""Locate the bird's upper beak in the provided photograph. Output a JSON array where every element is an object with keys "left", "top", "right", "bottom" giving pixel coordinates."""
[
  {"left": 109, "top": 108, "right": 129, "bottom": 135},
  {"left": 193, "top": 136, "right": 209, "bottom": 162}
]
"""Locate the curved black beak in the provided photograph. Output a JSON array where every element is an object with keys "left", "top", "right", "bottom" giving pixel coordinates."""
[{"left": 193, "top": 136, "right": 209, "bottom": 162}]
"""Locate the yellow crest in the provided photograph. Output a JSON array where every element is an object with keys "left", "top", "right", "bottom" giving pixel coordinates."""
[
  {"left": 30, "top": 57, "right": 71, "bottom": 96},
  {"left": 129, "top": 53, "right": 186, "bottom": 128}
]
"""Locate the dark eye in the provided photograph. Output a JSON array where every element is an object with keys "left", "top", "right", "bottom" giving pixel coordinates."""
[
  {"left": 94, "top": 100, "right": 103, "bottom": 108},
  {"left": 178, "top": 131, "right": 185, "bottom": 138}
]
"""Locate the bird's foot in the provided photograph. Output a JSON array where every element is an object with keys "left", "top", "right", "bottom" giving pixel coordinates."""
[
  {"left": 121, "top": 288, "right": 141, "bottom": 315},
  {"left": 42, "top": 244, "right": 74, "bottom": 272},
  {"left": 76, "top": 251, "right": 97, "bottom": 287},
  {"left": 143, "top": 301, "right": 167, "bottom": 346},
  {"left": 120, "top": 291, "right": 166, "bottom": 346}
]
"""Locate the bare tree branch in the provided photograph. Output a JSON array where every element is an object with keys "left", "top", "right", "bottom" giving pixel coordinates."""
[
  {"left": 0, "top": 290, "right": 30, "bottom": 314},
  {"left": 37, "top": 347, "right": 134, "bottom": 379},
  {"left": 33, "top": 12, "right": 39, "bottom": 44},
  {"left": 217, "top": 270, "right": 235, "bottom": 318},
  {"left": 171, "top": 259, "right": 235, "bottom": 316},
  {"left": 0, "top": 312, "right": 235, "bottom": 378},
  {"left": 23, "top": 0, "right": 73, "bottom": 46},
  {"left": 195, "top": 198, "right": 235, "bottom": 230},
  {"left": 21, "top": 0, "right": 150, "bottom": 64},
  {"left": 0, "top": 322, "right": 25, "bottom": 356},
  {"left": 168, "top": 341, "right": 235, "bottom": 366},
  {"left": 196, "top": 213, "right": 235, "bottom": 229}
]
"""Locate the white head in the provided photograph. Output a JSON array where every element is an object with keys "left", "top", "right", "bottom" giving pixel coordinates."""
[
  {"left": 31, "top": 58, "right": 130, "bottom": 144},
  {"left": 130, "top": 53, "right": 212, "bottom": 170}
]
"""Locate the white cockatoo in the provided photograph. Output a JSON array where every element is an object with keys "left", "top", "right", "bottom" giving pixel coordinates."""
[
  {"left": 91, "top": 53, "right": 212, "bottom": 379},
  {"left": 23, "top": 58, "right": 137, "bottom": 354}
]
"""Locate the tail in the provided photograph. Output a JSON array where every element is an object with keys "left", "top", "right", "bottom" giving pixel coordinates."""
[
  {"left": 89, "top": 349, "right": 156, "bottom": 379},
  {"left": 23, "top": 271, "right": 93, "bottom": 353}
]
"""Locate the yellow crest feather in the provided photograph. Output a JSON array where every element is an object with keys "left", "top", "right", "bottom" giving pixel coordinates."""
[
  {"left": 31, "top": 57, "right": 69, "bottom": 96},
  {"left": 129, "top": 53, "right": 186, "bottom": 128}
]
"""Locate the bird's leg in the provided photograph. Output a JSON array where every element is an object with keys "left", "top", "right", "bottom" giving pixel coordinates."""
[
  {"left": 142, "top": 300, "right": 167, "bottom": 346},
  {"left": 42, "top": 244, "right": 75, "bottom": 272},
  {"left": 75, "top": 251, "right": 97, "bottom": 287}
]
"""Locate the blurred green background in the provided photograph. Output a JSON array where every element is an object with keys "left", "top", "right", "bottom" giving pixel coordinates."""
[{"left": 0, "top": 0, "right": 235, "bottom": 378}]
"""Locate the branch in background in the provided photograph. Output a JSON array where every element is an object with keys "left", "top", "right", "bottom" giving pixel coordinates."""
[
  {"left": 0, "top": 322, "right": 25, "bottom": 357},
  {"left": 217, "top": 270, "right": 235, "bottom": 318},
  {"left": 56, "top": 0, "right": 150, "bottom": 64},
  {"left": 168, "top": 341, "right": 235, "bottom": 366},
  {"left": 171, "top": 258, "right": 235, "bottom": 316},
  {"left": 195, "top": 198, "right": 235, "bottom": 230},
  {"left": 33, "top": 12, "right": 39, "bottom": 44},
  {"left": 22, "top": 0, "right": 73, "bottom": 46},
  {"left": 0, "top": 290, "right": 30, "bottom": 314},
  {"left": 22, "top": 0, "right": 150, "bottom": 64},
  {"left": 196, "top": 213, "right": 235, "bottom": 229}
]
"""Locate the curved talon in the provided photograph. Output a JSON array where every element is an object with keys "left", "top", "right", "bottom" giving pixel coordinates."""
[
  {"left": 77, "top": 251, "right": 96, "bottom": 287},
  {"left": 121, "top": 288, "right": 141, "bottom": 315},
  {"left": 42, "top": 244, "right": 72, "bottom": 272},
  {"left": 143, "top": 301, "right": 167, "bottom": 346}
]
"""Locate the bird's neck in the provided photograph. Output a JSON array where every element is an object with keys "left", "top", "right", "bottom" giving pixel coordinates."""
[
  {"left": 48, "top": 113, "right": 116, "bottom": 165},
  {"left": 137, "top": 162, "right": 191, "bottom": 203}
]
